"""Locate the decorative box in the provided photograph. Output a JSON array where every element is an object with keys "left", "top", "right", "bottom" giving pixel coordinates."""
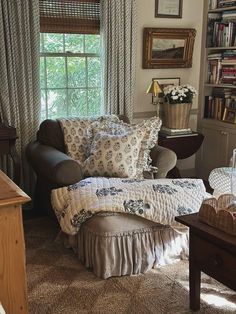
[{"left": 199, "top": 194, "right": 236, "bottom": 236}]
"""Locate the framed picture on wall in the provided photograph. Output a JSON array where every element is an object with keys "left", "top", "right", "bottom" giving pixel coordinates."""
[
  {"left": 155, "top": 0, "right": 183, "bottom": 18},
  {"left": 152, "top": 77, "right": 180, "bottom": 105},
  {"left": 143, "top": 28, "right": 196, "bottom": 69}
]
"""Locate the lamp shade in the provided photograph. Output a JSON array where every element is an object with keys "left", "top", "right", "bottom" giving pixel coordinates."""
[{"left": 146, "top": 80, "right": 162, "bottom": 96}]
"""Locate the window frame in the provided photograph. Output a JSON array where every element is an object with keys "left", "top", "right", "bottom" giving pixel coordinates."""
[{"left": 40, "top": 33, "right": 101, "bottom": 119}]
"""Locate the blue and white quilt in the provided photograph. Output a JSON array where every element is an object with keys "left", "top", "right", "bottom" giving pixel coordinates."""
[{"left": 51, "top": 177, "right": 209, "bottom": 235}]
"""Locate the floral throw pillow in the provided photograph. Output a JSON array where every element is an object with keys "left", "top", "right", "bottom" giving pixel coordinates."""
[
  {"left": 83, "top": 128, "right": 146, "bottom": 178},
  {"left": 90, "top": 116, "right": 162, "bottom": 177},
  {"left": 58, "top": 115, "right": 119, "bottom": 163}
]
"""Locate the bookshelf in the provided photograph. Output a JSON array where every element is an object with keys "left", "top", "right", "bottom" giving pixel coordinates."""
[{"left": 196, "top": 0, "right": 236, "bottom": 180}]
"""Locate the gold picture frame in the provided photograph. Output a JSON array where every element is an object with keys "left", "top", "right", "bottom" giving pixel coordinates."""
[
  {"left": 155, "top": 0, "right": 182, "bottom": 18},
  {"left": 222, "top": 107, "right": 236, "bottom": 124},
  {"left": 143, "top": 28, "right": 196, "bottom": 69},
  {"left": 152, "top": 77, "right": 180, "bottom": 105}
]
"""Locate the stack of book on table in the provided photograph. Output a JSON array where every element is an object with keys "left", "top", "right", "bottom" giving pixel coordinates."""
[{"left": 160, "top": 127, "right": 198, "bottom": 138}]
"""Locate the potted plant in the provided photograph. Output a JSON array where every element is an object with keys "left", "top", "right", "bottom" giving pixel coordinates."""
[{"left": 163, "top": 84, "right": 197, "bottom": 129}]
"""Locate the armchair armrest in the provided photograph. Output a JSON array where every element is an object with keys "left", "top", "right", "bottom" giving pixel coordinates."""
[
  {"left": 150, "top": 145, "right": 177, "bottom": 179},
  {"left": 26, "top": 141, "right": 83, "bottom": 186}
]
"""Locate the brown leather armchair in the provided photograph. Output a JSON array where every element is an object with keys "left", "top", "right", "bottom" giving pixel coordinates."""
[{"left": 26, "top": 117, "right": 177, "bottom": 215}]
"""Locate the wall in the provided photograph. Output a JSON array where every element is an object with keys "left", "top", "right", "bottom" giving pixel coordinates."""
[{"left": 134, "top": 0, "right": 204, "bottom": 176}]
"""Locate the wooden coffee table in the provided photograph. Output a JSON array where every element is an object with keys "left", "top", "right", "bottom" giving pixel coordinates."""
[{"left": 175, "top": 213, "right": 236, "bottom": 311}]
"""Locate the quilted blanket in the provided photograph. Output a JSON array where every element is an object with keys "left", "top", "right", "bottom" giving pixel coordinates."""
[{"left": 51, "top": 177, "right": 209, "bottom": 235}]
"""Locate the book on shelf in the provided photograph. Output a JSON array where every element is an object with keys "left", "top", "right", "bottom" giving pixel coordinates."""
[
  {"left": 208, "top": 0, "right": 218, "bottom": 10},
  {"left": 159, "top": 131, "right": 199, "bottom": 139},
  {"left": 218, "top": 0, "right": 236, "bottom": 7},
  {"left": 222, "top": 11, "right": 236, "bottom": 20},
  {"left": 207, "top": 13, "right": 222, "bottom": 47},
  {"left": 208, "top": 20, "right": 236, "bottom": 47},
  {"left": 204, "top": 87, "right": 236, "bottom": 120},
  {"left": 218, "top": 0, "right": 236, "bottom": 5},
  {"left": 208, "top": 58, "right": 222, "bottom": 84}
]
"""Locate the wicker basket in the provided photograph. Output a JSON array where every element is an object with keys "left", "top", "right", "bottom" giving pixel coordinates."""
[
  {"left": 199, "top": 194, "right": 236, "bottom": 236},
  {"left": 163, "top": 102, "right": 192, "bottom": 129}
]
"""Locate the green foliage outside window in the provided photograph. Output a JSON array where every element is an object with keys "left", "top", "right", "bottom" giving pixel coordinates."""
[{"left": 40, "top": 33, "right": 101, "bottom": 120}]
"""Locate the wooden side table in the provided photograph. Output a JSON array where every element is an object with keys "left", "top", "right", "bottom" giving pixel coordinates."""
[
  {"left": 176, "top": 213, "right": 236, "bottom": 311},
  {"left": 158, "top": 132, "right": 204, "bottom": 177},
  {"left": 0, "top": 170, "right": 30, "bottom": 314},
  {"left": 0, "top": 124, "right": 21, "bottom": 185}
]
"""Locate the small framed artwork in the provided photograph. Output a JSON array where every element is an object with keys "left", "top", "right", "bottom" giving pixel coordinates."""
[
  {"left": 143, "top": 28, "right": 196, "bottom": 69},
  {"left": 222, "top": 107, "right": 236, "bottom": 124},
  {"left": 155, "top": 0, "right": 183, "bottom": 19},
  {"left": 152, "top": 77, "right": 180, "bottom": 105}
]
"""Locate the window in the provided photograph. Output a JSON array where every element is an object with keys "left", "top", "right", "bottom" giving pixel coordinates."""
[
  {"left": 39, "top": 0, "right": 101, "bottom": 120},
  {"left": 40, "top": 33, "right": 101, "bottom": 120}
]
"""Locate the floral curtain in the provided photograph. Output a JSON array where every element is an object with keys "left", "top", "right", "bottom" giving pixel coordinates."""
[{"left": 100, "top": 0, "right": 137, "bottom": 122}]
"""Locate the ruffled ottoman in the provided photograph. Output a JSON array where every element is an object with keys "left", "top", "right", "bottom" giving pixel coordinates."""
[{"left": 67, "top": 212, "right": 189, "bottom": 279}]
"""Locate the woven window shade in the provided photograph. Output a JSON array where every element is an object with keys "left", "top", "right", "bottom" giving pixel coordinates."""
[{"left": 40, "top": 0, "right": 100, "bottom": 34}]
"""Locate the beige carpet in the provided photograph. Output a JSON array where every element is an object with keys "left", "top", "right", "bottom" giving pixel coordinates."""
[{"left": 24, "top": 217, "right": 236, "bottom": 314}]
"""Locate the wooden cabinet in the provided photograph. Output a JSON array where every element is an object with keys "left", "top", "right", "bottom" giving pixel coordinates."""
[
  {"left": 0, "top": 124, "right": 21, "bottom": 185},
  {"left": 197, "top": 1, "right": 236, "bottom": 179},
  {"left": 0, "top": 170, "right": 30, "bottom": 313},
  {"left": 197, "top": 120, "right": 236, "bottom": 180}
]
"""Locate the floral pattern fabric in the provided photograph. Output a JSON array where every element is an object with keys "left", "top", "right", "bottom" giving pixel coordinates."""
[
  {"left": 58, "top": 115, "right": 120, "bottom": 163},
  {"left": 89, "top": 116, "right": 162, "bottom": 178},
  {"left": 83, "top": 129, "right": 145, "bottom": 178},
  {"left": 51, "top": 177, "right": 210, "bottom": 235}
]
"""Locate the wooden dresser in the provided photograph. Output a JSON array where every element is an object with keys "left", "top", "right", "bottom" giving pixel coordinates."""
[{"left": 0, "top": 170, "right": 30, "bottom": 313}]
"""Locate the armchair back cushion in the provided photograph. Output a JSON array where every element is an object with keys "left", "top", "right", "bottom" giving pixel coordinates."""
[
  {"left": 37, "top": 119, "right": 65, "bottom": 153},
  {"left": 37, "top": 115, "right": 130, "bottom": 155}
]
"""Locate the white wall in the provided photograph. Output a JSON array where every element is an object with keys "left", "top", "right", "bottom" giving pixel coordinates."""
[{"left": 134, "top": 0, "right": 204, "bottom": 176}]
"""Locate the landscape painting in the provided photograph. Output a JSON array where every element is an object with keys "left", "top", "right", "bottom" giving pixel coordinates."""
[
  {"left": 152, "top": 38, "right": 185, "bottom": 59},
  {"left": 143, "top": 28, "right": 196, "bottom": 69}
]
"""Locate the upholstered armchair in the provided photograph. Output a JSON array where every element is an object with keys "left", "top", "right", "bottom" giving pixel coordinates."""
[{"left": 26, "top": 116, "right": 177, "bottom": 216}]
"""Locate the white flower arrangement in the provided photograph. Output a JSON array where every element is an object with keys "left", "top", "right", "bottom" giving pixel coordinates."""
[{"left": 163, "top": 84, "right": 197, "bottom": 104}]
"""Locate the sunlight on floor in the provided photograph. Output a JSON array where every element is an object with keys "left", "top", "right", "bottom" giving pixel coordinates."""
[
  {"left": 176, "top": 278, "right": 236, "bottom": 311},
  {"left": 201, "top": 294, "right": 236, "bottom": 311}
]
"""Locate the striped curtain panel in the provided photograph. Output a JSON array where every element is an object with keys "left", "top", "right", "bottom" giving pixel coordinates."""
[
  {"left": 100, "top": 0, "right": 137, "bottom": 122},
  {"left": 0, "top": 0, "right": 40, "bottom": 196}
]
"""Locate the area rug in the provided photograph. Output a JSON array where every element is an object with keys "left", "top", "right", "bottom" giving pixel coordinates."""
[{"left": 24, "top": 217, "right": 236, "bottom": 314}]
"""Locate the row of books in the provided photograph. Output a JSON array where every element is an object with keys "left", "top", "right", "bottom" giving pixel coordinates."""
[
  {"left": 204, "top": 96, "right": 226, "bottom": 119},
  {"left": 211, "top": 87, "right": 236, "bottom": 104},
  {"left": 221, "top": 67, "right": 236, "bottom": 83},
  {"left": 209, "top": 0, "right": 236, "bottom": 10},
  {"left": 204, "top": 88, "right": 236, "bottom": 119},
  {"left": 207, "top": 51, "right": 236, "bottom": 84},
  {"left": 207, "top": 18, "right": 236, "bottom": 47}
]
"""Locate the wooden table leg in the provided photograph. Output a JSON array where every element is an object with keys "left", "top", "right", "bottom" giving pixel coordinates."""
[{"left": 189, "top": 232, "right": 201, "bottom": 311}]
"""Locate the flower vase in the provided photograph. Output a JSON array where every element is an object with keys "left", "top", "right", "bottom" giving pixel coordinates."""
[{"left": 163, "top": 102, "right": 192, "bottom": 129}]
